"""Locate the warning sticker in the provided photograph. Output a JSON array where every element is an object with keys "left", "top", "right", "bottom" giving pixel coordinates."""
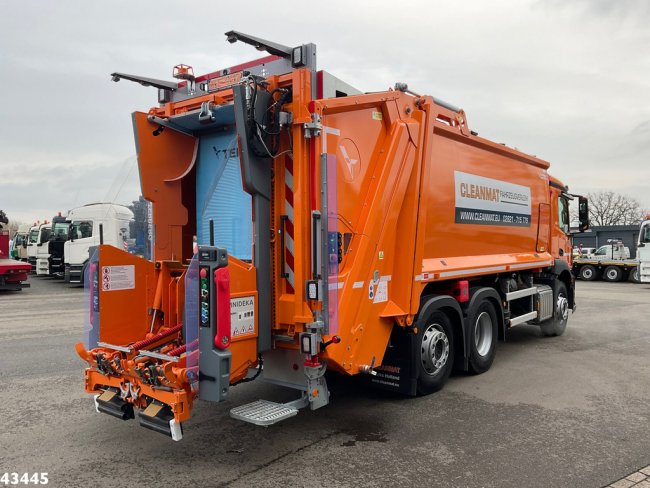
[
  {"left": 230, "top": 295, "right": 255, "bottom": 337},
  {"left": 207, "top": 72, "right": 243, "bottom": 92},
  {"left": 373, "top": 281, "right": 388, "bottom": 304},
  {"left": 101, "top": 265, "right": 135, "bottom": 291}
]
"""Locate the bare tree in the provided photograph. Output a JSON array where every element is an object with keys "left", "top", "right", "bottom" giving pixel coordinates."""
[
  {"left": 0, "top": 210, "right": 25, "bottom": 235},
  {"left": 586, "top": 191, "right": 647, "bottom": 226}
]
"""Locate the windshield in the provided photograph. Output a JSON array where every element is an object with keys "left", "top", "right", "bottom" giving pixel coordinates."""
[
  {"left": 29, "top": 230, "right": 38, "bottom": 243},
  {"left": 40, "top": 228, "right": 51, "bottom": 243},
  {"left": 70, "top": 221, "right": 93, "bottom": 239},
  {"left": 52, "top": 222, "right": 70, "bottom": 240},
  {"left": 641, "top": 224, "right": 650, "bottom": 244},
  {"left": 15, "top": 235, "right": 24, "bottom": 246}
]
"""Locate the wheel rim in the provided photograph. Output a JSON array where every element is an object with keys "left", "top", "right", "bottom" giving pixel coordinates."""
[
  {"left": 474, "top": 311, "right": 493, "bottom": 357},
  {"left": 606, "top": 269, "right": 617, "bottom": 280},
  {"left": 420, "top": 323, "right": 450, "bottom": 376},
  {"left": 582, "top": 268, "right": 593, "bottom": 279},
  {"left": 556, "top": 293, "right": 569, "bottom": 322}
]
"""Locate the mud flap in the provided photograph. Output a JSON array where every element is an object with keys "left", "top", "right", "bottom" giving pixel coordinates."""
[{"left": 366, "top": 327, "right": 417, "bottom": 396}]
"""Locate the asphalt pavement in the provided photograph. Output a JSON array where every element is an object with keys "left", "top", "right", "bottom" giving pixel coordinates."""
[{"left": 1, "top": 276, "right": 650, "bottom": 487}]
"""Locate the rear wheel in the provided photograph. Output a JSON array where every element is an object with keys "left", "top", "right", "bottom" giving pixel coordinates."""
[
  {"left": 579, "top": 265, "right": 597, "bottom": 281},
  {"left": 468, "top": 300, "right": 498, "bottom": 374},
  {"left": 629, "top": 267, "right": 640, "bottom": 283},
  {"left": 540, "top": 281, "right": 569, "bottom": 337},
  {"left": 416, "top": 310, "right": 455, "bottom": 395},
  {"left": 603, "top": 266, "right": 622, "bottom": 282}
]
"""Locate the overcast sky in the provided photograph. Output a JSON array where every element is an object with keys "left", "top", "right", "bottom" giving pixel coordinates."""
[{"left": 1, "top": 0, "right": 648, "bottom": 223}]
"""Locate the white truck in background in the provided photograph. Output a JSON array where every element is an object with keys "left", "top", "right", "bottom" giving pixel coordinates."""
[
  {"left": 637, "top": 216, "right": 650, "bottom": 283},
  {"left": 573, "top": 239, "right": 639, "bottom": 282},
  {"left": 27, "top": 223, "right": 49, "bottom": 273},
  {"left": 64, "top": 203, "right": 134, "bottom": 284},
  {"left": 11, "top": 223, "right": 32, "bottom": 262},
  {"left": 36, "top": 214, "right": 70, "bottom": 277}
]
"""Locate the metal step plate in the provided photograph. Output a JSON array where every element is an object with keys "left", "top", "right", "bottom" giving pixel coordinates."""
[{"left": 230, "top": 399, "right": 299, "bottom": 426}]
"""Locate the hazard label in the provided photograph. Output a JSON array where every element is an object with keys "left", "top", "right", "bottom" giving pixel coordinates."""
[
  {"left": 230, "top": 295, "right": 255, "bottom": 337},
  {"left": 101, "top": 265, "right": 135, "bottom": 291},
  {"left": 373, "top": 280, "right": 388, "bottom": 304}
]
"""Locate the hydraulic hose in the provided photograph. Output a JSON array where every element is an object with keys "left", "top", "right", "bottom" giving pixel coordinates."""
[
  {"left": 167, "top": 339, "right": 198, "bottom": 357},
  {"left": 131, "top": 324, "right": 183, "bottom": 351},
  {"left": 166, "top": 344, "right": 186, "bottom": 357}
]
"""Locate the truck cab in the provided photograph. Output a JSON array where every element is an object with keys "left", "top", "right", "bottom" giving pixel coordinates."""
[
  {"left": 27, "top": 223, "right": 48, "bottom": 273},
  {"left": 35, "top": 224, "right": 53, "bottom": 276},
  {"left": 638, "top": 216, "right": 650, "bottom": 283},
  {"left": 64, "top": 203, "right": 134, "bottom": 283},
  {"left": 11, "top": 224, "right": 31, "bottom": 261},
  {"left": 36, "top": 215, "right": 70, "bottom": 277}
]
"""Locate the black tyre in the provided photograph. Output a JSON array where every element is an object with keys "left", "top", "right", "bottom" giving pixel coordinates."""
[
  {"left": 579, "top": 265, "right": 597, "bottom": 281},
  {"left": 540, "top": 281, "right": 569, "bottom": 337},
  {"left": 628, "top": 267, "right": 640, "bottom": 283},
  {"left": 468, "top": 300, "right": 498, "bottom": 375},
  {"left": 603, "top": 266, "right": 622, "bottom": 282},
  {"left": 416, "top": 310, "right": 455, "bottom": 395}
]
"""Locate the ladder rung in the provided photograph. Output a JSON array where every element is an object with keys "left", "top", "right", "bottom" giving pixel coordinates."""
[
  {"left": 506, "top": 287, "right": 537, "bottom": 301},
  {"left": 509, "top": 311, "right": 538, "bottom": 327}
]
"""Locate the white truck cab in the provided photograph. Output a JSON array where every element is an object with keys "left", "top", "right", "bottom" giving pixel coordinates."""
[
  {"left": 12, "top": 224, "right": 32, "bottom": 261},
  {"left": 27, "top": 223, "right": 47, "bottom": 273},
  {"left": 64, "top": 203, "right": 134, "bottom": 283},
  {"left": 638, "top": 217, "right": 650, "bottom": 283},
  {"left": 35, "top": 224, "right": 54, "bottom": 276}
]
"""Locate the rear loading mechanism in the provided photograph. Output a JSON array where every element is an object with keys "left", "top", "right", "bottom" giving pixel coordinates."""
[{"left": 77, "top": 30, "right": 583, "bottom": 440}]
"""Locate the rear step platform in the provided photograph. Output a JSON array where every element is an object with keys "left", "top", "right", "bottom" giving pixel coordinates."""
[{"left": 230, "top": 399, "right": 301, "bottom": 426}]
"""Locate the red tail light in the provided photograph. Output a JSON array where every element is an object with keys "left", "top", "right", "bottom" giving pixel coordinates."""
[{"left": 452, "top": 280, "right": 469, "bottom": 303}]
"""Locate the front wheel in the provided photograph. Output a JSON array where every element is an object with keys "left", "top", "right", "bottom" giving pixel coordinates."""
[
  {"left": 416, "top": 310, "right": 455, "bottom": 395},
  {"left": 540, "top": 281, "right": 569, "bottom": 337},
  {"left": 629, "top": 267, "right": 640, "bottom": 283}
]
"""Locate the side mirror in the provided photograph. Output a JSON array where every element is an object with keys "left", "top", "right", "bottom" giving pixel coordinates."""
[
  {"left": 578, "top": 196, "right": 589, "bottom": 232},
  {"left": 22, "top": 241, "right": 27, "bottom": 248}
]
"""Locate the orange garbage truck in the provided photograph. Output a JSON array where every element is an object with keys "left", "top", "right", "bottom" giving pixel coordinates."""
[{"left": 76, "top": 31, "right": 590, "bottom": 440}]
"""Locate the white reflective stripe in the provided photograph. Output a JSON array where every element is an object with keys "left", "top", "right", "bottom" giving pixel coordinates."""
[
  {"left": 509, "top": 261, "right": 553, "bottom": 270},
  {"left": 380, "top": 275, "right": 391, "bottom": 282},
  {"left": 284, "top": 168, "right": 294, "bottom": 190},
  {"left": 439, "top": 265, "right": 507, "bottom": 278},
  {"left": 285, "top": 200, "right": 294, "bottom": 223},
  {"left": 285, "top": 267, "right": 295, "bottom": 287},
  {"left": 322, "top": 126, "right": 340, "bottom": 153},
  {"left": 353, "top": 281, "right": 364, "bottom": 289},
  {"left": 415, "top": 274, "right": 424, "bottom": 281},
  {"left": 328, "top": 281, "right": 344, "bottom": 290},
  {"left": 285, "top": 233, "right": 294, "bottom": 255}
]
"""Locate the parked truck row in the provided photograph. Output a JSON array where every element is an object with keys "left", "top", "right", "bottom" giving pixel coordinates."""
[{"left": 9, "top": 203, "right": 136, "bottom": 286}]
